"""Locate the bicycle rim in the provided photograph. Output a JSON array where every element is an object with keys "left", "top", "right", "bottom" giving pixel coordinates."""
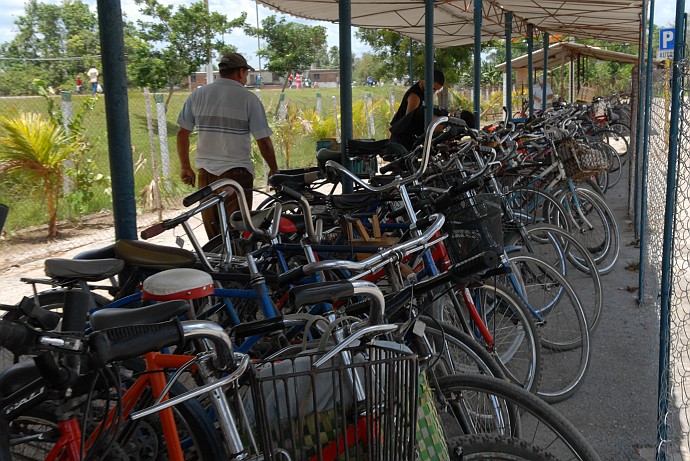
[{"left": 433, "top": 374, "right": 602, "bottom": 461}]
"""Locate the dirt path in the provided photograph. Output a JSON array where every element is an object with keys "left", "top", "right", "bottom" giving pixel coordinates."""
[{"left": 0, "top": 201, "right": 195, "bottom": 304}]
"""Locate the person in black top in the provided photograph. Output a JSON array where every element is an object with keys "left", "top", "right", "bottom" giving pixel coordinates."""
[{"left": 389, "top": 69, "right": 445, "bottom": 150}]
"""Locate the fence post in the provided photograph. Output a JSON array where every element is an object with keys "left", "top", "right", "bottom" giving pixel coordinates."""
[
  {"left": 332, "top": 96, "right": 341, "bottom": 143},
  {"left": 61, "top": 91, "right": 73, "bottom": 194},
  {"left": 365, "top": 92, "right": 375, "bottom": 138},
  {"left": 278, "top": 92, "right": 287, "bottom": 120},
  {"left": 154, "top": 93, "right": 172, "bottom": 192},
  {"left": 143, "top": 89, "right": 162, "bottom": 216},
  {"left": 316, "top": 92, "right": 322, "bottom": 116}
]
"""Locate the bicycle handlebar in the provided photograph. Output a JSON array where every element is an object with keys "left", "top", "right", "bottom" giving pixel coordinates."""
[
  {"left": 89, "top": 319, "right": 235, "bottom": 370},
  {"left": 0, "top": 320, "right": 36, "bottom": 356},
  {"left": 299, "top": 212, "right": 445, "bottom": 275},
  {"left": 325, "top": 116, "right": 465, "bottom": 192}
]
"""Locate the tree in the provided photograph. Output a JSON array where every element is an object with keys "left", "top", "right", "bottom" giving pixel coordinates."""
[
  {"left": 0, "top": 111, "right": 78, "bottom": 237},
  {"left": 0, "top": 0, "right": 100, "bottom": 94},
  {"left": 132, "top": 0, "right": 247, "bottom": 107},
  {"left": 355, "top": 29, "right": 472, "bottom": 85},
  {"left": 246, "top": 16, "right": 328, "bottom": 90}
]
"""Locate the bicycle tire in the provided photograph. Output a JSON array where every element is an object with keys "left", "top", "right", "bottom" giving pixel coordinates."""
[
  {"left": 605, "top": 124, "right": 630, "bottom": 156},
  {"left": 447, "top": 434, "right": 558, "bottom": 460},
  {"left": 433, "top": 374, "right": 602, "bottom": 461},
  {"left": 420, "top": 316, "right": 506, "bottom": 380},
  {"left": 468, "top": 283, "right": 542, "bottom": 394},
  {"left": 556, "top": 187, "right": 619, "bottom": 274},
  {"left": 504, "top": 252, "right": 591, "bottom": 402},
  {"left": 503, "top": 187, "right": 571, "bottom": 237},
  {"left": 506, "top": 224, "right": 603, "bottom": 332},
  {"left": 9, "top": 380, "right": 226, "bottom": 460}
]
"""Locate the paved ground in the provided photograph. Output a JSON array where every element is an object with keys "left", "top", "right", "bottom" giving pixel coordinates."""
[{"left": 0, "top": 176, "right": 662, "bottom": 460}]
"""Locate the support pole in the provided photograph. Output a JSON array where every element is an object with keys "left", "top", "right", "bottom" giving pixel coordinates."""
[
  {"left": 473, "top": 0, "right": 482, "bottom": 128},
  {"left": 505, "top": 12, "right": 513, "bottom": 119},
  {"left": 527, "top": 25, "right": 534, "bottom": 118},
  {"left": 542, "top": 32, "right": 550, "bottom": 111},
  {"left": 638, "top": 0, "right": 655, "bottom": 304},
  {"left": 425, "top": 0, "right": 435, "bottom": 128},
  {"left": 339, "top": 0, "right": 353, "bottom": 192},
  {"left": 96, "top": 0, "right": 137, "bottom": 240}
]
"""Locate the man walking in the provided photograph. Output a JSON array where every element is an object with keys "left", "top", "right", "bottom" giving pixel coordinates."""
[
  {"left": 177, "top": 52, "right": 279, "bottom": 239},
  {"left": 87, "top": 67, "right": 99, "bottom": 94}
]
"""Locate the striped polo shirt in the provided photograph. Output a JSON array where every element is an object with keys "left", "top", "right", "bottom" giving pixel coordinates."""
[{"left": 177, "top": 78, "right": 273, "bottom": 176}]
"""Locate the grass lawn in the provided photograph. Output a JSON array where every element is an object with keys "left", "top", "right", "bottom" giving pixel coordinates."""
[{"left": 0, "top": 85, "right": 408, "bottom": 233}]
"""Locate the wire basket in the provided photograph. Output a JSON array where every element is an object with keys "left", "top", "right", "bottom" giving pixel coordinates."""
[
  {"left": 555, "top": 138, "right": 612, "bottom": 181},
  {"left": 246, "top": 341, "right": 419, "bottom": 461},
  {"left": 443, "top": 193, "right": 504, "bottom": 264}
]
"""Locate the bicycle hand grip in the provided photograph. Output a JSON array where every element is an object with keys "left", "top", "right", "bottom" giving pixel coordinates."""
[
  {"left": 233, "top": 316, "right": 285, "bottom": 338},
  {"left": 17, "top": 296, "right": 60, "bottom": 330},
  {"left": 0, "top": 320, "right": 36, "bottom": 356},
  {"left": 450, "top": 251, "right": 499, "bottom": 280},
  {"left": 445, "top": 116, "right": 468, "bottom": 128},
  {"left": 269, "top": 171, "right": 322, "bottom": 188},
  {"left": 89, "top": 319, "right": 183, "bottom": 367},
  {"left": 290, "top": 281, "right": 355, "bottom": 307},
  {"left": 141, "top": 222, "right": 166, "bottom": 240},
  {"left": 278, "top": 185, "right": 305, "bottom": 202},
  {"left": 182, "top": 185, "right": 213, "bottom": 207},
  {"left": 277, "top": 266, "right": 307, "bottom": 288}
]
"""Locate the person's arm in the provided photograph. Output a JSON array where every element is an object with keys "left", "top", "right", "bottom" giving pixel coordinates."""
[
  {"left": 177, "top": 127, "right": 196, "bottom": 187},
  {"left": 256, "top": 137, "right": 279, "bottom": 177},
  {"left": 405, "top": 92, "right": 422, "bottom": 115}
]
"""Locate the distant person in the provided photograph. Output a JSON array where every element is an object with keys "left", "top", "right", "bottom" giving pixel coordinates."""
[
  {"left": 75, "top": 76, "right": 83, "bottom": 94},
  {"left": 295, "top": 72, "right": 302, "bottom": 89},
  {"left": 288, "top": 73, "right": 294, "bottom": 89},
  {"left": 389, "top": 69, "right": 445, "bottom": 150},
  {"left": 87, "top": 67, "right": 99, "bottom": 95},
  {"left": 177, "top": 52, "right": 279, "bottom": 239},
  {"left": 532, "top": 74, "right": 554, "bottom": 112}
]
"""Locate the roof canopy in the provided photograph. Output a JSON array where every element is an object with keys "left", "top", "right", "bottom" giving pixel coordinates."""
[
  {"left": 496, "top": 41, "right": 641, "bottom": 71},
  {"left": 257, "top": 0, "right": 643, "bottom": 47}
]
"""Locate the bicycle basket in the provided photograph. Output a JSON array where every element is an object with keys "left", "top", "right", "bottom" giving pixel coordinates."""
[
  {"left": 246, "top": 341, "right": 419, "bottom": 461},
  {"left": 443, "top": 193, "right": 504, "bottom": 264},
  {"left": 555, "top": 138, "right": 611, "bottom": 181}
]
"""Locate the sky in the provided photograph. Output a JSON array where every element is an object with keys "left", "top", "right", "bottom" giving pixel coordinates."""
[
  {"left": 0, "top": 0, "right": 683, "bottom": 67},
  {"left": 0, "top": 0, "right": 372, "bottom": 68}
]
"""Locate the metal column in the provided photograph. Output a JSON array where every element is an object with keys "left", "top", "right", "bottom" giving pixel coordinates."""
[
  {"left": 339, "top": 0, "right": 353, "bottom": 193},
  {"left": 473, "top": 0, "right": 483, "bottom": 128},
  {"left": 96, "top": 0, "right": 137, "bottom": 240}
]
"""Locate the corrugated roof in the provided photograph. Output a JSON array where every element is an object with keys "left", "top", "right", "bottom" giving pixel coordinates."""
[
  {"left": 257, "top": 0, "right": 643, "bottom": 46},
  {"left": 495, "top": 41, "right": 641, "bottom": 71}
]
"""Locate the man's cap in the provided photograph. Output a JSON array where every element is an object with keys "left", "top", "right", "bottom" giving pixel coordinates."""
[{"left": 218, "top": 53, "right": 255, "bottom": 71}]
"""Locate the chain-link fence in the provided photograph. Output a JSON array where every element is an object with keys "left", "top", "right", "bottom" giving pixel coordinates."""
[{"left": 642, "top": 60, "right": 690, "bottom": 460}]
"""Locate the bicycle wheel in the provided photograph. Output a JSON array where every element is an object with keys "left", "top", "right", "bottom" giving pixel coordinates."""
[
  {"left": 9, "top": 377, "right": 226, "bottom": 460},
  {"left": 503, "top": 187, "right": 570, "bottom": 237},
  {"left": 605, "top": 124, "right": 630, "bottom": 156},
  {"left": 504, "top": 252, "right": 591, "bottom": 402},
  {"left": 506, "top": 224, "right": 603, "bottom": 332},
  {"left": 420, "top": 316, "right": 506, "bottom": 380},
  {"left": 556, "top": 186, "right": 619, "bottom": 275},
  {"left": 433, "top": 374, "right": 602, "bottom": 461},
  {"left": 468, "top": 283, "right": 542, "bottom": 394},
  {"left": 447, "top": 434, "right": 557, "bottom": 460}
]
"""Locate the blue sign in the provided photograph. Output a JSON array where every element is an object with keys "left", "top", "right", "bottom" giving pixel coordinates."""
[{"left": 660, "top": 28, "right": 675, "bottom": 51}]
